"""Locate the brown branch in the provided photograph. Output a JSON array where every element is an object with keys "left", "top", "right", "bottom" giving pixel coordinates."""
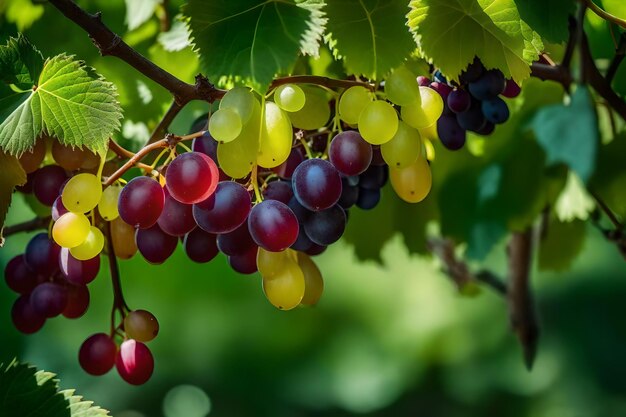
[
  {"left": 269, "top": 75, "right": 375, "bottom": 92},
  {"left": 583, "top": 0, "right": 626, "bottom": 29},
  {"left": 105, "top": 222, "right": 129, "bottom": 336},
  {"left": 107, "top": 139, "right": 154, "bottom": 171},
  {"left": 561, "top": 16, "right": 578, "bottom": 70},
  {"left": 147, "top": 99, "right": 183, "bottom": 145},
  {"left": 530, "top": 63, "right": 572, "bottom": 88},
  {"left": 2, "top": 216, "right": 51, "bottom": 237},
  {"left": 606, "top": 33, "right": 626, "bottom": 84}
]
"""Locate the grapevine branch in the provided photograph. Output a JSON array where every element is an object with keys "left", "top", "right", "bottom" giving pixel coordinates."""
[
  {"left": 2, "top": 216, "right": 51, "bottom": 237},
  {"left": 582, "top": 0, "right": 626, "bottom": 29},
  {"left": 105, "top": 222, "right": 129, "bottom": 336},
  {"left": 269, "top": 75, "right": 375, "bottom": 92}
]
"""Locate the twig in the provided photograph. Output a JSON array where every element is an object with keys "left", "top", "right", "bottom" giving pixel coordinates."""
[
  {"left": 106, "top": 222, "right": 129, "bottom": 337},
  {"left": 606, "top": 33, "right": 626, "bottom": 84},
  {"left": 269, "top": 75, "right": 375, "bottom": 92},
  {"left": 156, "top": 0, "right": 171, "bottom": 32},
  {"left": 582, "top": 0, "right": 626, "bottom": 29},
  {"left": 2, "top": 216, "right": 51, "bottom": 237},
  {"left": 530, "top": 63, "right": 572, "bottom": 88},
  {"left": 107, "top": 139, "right": 154, "bottom": 171},
  {"left": 147, "top": 99, "right": 183, "bottom": 145},
  {"left": 590, "top": 190, "right": 623, "bottom": 229},
  {"left": 562, "top": 17, "right": 577, "bottom": 70}
]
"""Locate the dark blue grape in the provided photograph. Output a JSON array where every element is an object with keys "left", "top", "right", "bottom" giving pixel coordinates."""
[
  {"left": 457, "top": 99, "right": 487, "bottom": 132},
  {"left": 481, "top": 97, "right": 510, "bottom": 124},
  {"left": 437, "top": 115, "right": 467, "bottom": 151},
  {"left": 262, "top": 180, "right": 293, "bottom": 204},
  {"left": 338, "top": 177, "right": 359, "bottom": 209},
  {"left": 356, "top": 188, "right": 381, "bottom": 210},
  {"left": 468, "top": 70, "right": 506, "bottom": 100},
  {"left": 447, "top": 89, "right": 471, "bottom": 113},
  {"left": 304, "top": 205, "right": 346, "bottom": 246},
  {"left": 359, "top": 165, "right": 388, "bottom": 190}
]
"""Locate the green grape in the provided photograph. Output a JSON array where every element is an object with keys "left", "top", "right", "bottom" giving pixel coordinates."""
[
  {"left": 219, "top": 87, "right": 256, "bottom": 124},
  {"left": 62, "top": 173, "right": 102, "bottom": 214},
  {"left": 274, "top": 84, "right": 306, "bottom": 112},
  {"left": 338, "top": 86, "right": 373, "bottom": 125},
  {"left": 257, "top": 248, "right": 293, "bottom": 278},
  {"left": 208, "top": 108, "right": 242, "bottom": 143},
  {"left": 98, "top": 184, "right": 121, "bottom": 221},
  {"left": 358, "top": 100, "right": 399, "bottom": 145},
  {"left": 419, "top": 123, "right": 439, "bottom": 141},
  {"left": 52, "top": 212, "right": 91, "bottom": 248},
  {"left": 297, "top": 252, "right": 324, "bottom": 306},
  {"left": 262, "top": 261, "right": 305, "bottom": 310},
  {"left": 381, "top": 121, "right": 422, "bottom": 169},
  {"left": 124, "top": 310, "right": 159, "bottom": 342},
  {"left": 257, "top": 101, "right": 293, "bottom": 168},
  {"left": 218, "top": 99, "right": 261, "bottom": 178},
  {"left": 288, "top": 86, "right": 331, "bottom": 130},
  {"left": 401, "top": 87, "right": 444, "bottom": 129},
  {"left": 70, "top": 226, "right": 104, "bottom": 260},
  {"left": 111, "top": 217, "right": 138, "bottom": 259},
  {"left": 389, "top": 155, "right": 432, "bottom": 203},
  {"left": 385, "top": 65, "right": 421, "bottom": 106}
]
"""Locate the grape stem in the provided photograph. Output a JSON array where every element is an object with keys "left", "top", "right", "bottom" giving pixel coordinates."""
[
  {"left": 105, "top": 222, "right": 129, "bottom": 337},
  {"left": 582, "top": 0, "right": 626, "bottom": 29},
  {"left": 250, "top": 164, "right": 263, "bottom": 204},
  {"left": 269, "top": 75, "right": 375, "bottom": 92},
  {"left": 107, "top": 139, "right": 156, "bottom": 172}
]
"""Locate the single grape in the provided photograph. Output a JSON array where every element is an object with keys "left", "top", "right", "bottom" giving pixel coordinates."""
[
  {"left": 12, "top": 295, "right": 46, "bottom": 334},
  {"left": 292, "top": 159, "right": 342, "bottom": 211},
  {"left": 62, "top": 284, "right": 90, "bottom": 319},
  {"left": 30, "top": 282, "right": 68, "bottom": 318},
  {"left": 257, "top": 101, "right": 293, "bottom": 168},
  {"left": 274, "top": 84, "right": 306, "bottom": 112},
  {"left": 429, "top": 81, "right": 452, "bottom": 102},
  {"left": 502, "top": 79, "right": 521, "bottom": 98},
  {"left": 304, "top": 205, "right": 346, "bottom": 246},
  {"left": 62, "top": 173, "right": 102, "bottom": 213},
  {"left": 337, "top": 177, "right": 359, "bottom": 209},
  {"left": 59, "top": 247, "right": 100, "bottom": 285},
  {"left": 219, "top": 86, "right": 256, "bottom": 123},
  {"left": 33, "top": 165, "right": 68, "bottom": 206},
  {"left": 217, "top": 222, "right": 256, "bottom": 256},
  {"left": 291, "top": 224, "right": 313, "bottom": 252},
  {"left": 192, "top": 131, "right": 218, "bottom": 161},
  {"left": 262, "top": 180, "right": 293, "bottom": 204},
  {"left": 389, "top": 156, "right": 432, "bottom": 203},
  {"left": 329, "top": 131, "right": 373, "bottom": 176},
  {"left": 248, "top": 200, "right": 299, "bottom": 252},
  {"left": 79, "top": 333, "right": 117, "bottom": 376},
  {"left": 52, "top": 212, "right": 91, "bottom": 248},
  {"left": 401, "top": 87, "right": 444, "bottom": 130},
  {"left": 4, "top": 255, "right": 38, "bottom": 295},
  {"left": 356, "top": 187, "right": 381, "bottom": 210},
  {"left": 297, "top": 252, "right": 324, "bottom": 306},
  {"left": 183, "top": 228, "right": 218, "bottom": 263},
  {"left": 437, "top": 114, "right": 467, "bottom": 150},
  {"left": 209, "top": 108, "right": 243, "bottom": 143},
  {"left": 228, "top": 246, "right": 259, "bottom": 275},
  {"left": 51, "top": 196, "right": 69, "bottom": 221},
  {"left": 165, "top": 152, "right": 219, "bottom": 204},
  {"left": 447, "top": 89, "right": 471, "bottom": 113},
  {"left": 19, "top": 139, "right": 46, "bottom": 173},
  {"left": 271, "top": 147, "right": 305, "bottom": 179},
  {"left": 358, "top": 100, "right": 399, "bottom": 145},
  {"left": 288, "top": 86, "right": 331, "bottom": 130},
  {"left": 305, "top": 243, "right": 327, "bottom": 256},
  {"left": 457, "top": 99, "right": 487, "bottom": 132},
  {"left": 385, "top": 65, "right": 421, "bottom": 106},
  {"left": 468, "top": 70, "right": 506, "bottom": 99},
  {"left": 25, "top": 233, "right": 61, "bottom": 275},
  {"left": 116, "top": 339, "right": 154, "bottom": 385},
  {"left": 135, "top": 224, "right": 178, "bottom": 264},
  {"left": 193, "top": 181, "right": 251, "bottom": 234},
  {"left": 157, "top": 191, "right": 196, "bottom": 236},
  {"left": 262, "top": 261, "right": 305, "bottom": 310},
  {"left": 257, "top": 248, "right": 294, "bottom": 278},
  {"left": 118, "top": 176, "right": 165, "bottom": 229},
  {"left": 124, "top": 310, "right": 159, "bottom": 342},
  {"left": 98, "top": 184, "right": 122, "bottom": 221},
  {"left": 417, "top": 76, "right": 431, "bottom": 86},
  {"left": 70, "top": 226, "right": 105, "bottom": 261},
  {"left": 381, "top": 121, "right": 421, "bottom": 169},
  {"left": 110, "top": 217, "right": 138, "bottom": 259},
  {"left": 477, "top": 121, "right": 496, "bottom": 136},
  {"left": 287, "top": 197, "right": 312, "bottom": 224},
  {"left": 481, "top": 97, "right": 510, "bottom": 124},
  {"left": 338, "top": 86, "right": 373, "bottom": 125},
  {"left": 359, "top": 165, "right": 388, "bottom": 190},
  {"left": 52, "top": 142, "right": 99, "bottom": 171}
]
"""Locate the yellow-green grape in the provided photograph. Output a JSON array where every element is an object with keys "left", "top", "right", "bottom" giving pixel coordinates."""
[
  {"left": 98, "top": 184, "right": 121, "bottom": 221},
  {"left": 262, "top": 261, "right": 305, "bottom": 310},
  {"left": 274, "top": 84, "right": 306, "bottom": 112},
  {"left": 381, "top": 121, "right": 422, "bottom": 169},
  {"left": 70, "top": 226, "right": 104, "bottom": 260},
  {"left": 389, "top": 155, "right": 432, "bottom": 203},
  {"left": 401, "top": 87, "right": 444, "bottom": 129},
  {"left": 62, "top": 173, "right": 102, "bottom": 214},
  {"left": 338, "top": 86, "right": 373, "bottom": 124},
  {"left": 219, "top": 87, "right": 256, "bottom": 124},
  {"left": 385, "top": 65, "right": 421, "bottom": 106},
  {"left": 423, "top": 138, "right": 436, "bottom": 161},
  {"left": 297, "top": 252, "right": 324, "bottom": 306},
  {"left": 358, "top": 100, "right": 399, "bottom": 145},
  {"left": 52, "top": 212, "right": 91, "bottom": 248},
  {"left": 257, "top": 101, "right": 292, "bottom": 168},
  {"left": 288, "top": 86, "right": 331, "bottom": 130},
  {"left": 418, "top": 122, "right": 439, "bottom": 141},
  {"left": 208, "top": 108, "right": 242, "bottom": 143},
  {"left": 257, "top": 248, "right": 293, "bottom": 278},
  {"left": 218, "top": 99, "right": 261, "bottom": 178}
]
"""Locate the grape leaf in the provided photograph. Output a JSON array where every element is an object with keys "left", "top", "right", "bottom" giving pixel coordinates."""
[
  {"left": 0, "top": 151, "right": 26, "bottom": 246},
  {"left": 0, "top": 34, "right": 44, "bottom": 88},
  {"left": 531, "top": 85, "right": 599, "bottom": 183},
  {"left": 538, "top": 218, "right": 586, "bottom": 272},
  {"left": 0, "top": 54, "right": 122, "bottom": 155},
  {"left": 158, "top": 18, "right": 192, "bottom": 52},
  {"left": 325, "top": 0, "right": 415, "bottom": 80},
  {"left": 407, "top": 0, "right": 543, "bottom": 83},
  {"left": 183, "top": 0, "right": 326, "bottom": 92},
  {"left": 125, "top": 0, "right": 160, "bottom": 31},
  {"left": 516, "top": 0, "right": 576, "bottom": 43}
]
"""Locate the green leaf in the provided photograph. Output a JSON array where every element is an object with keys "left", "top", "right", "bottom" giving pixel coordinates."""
[
  {"left": 538, "top": 218, "right": 587, "bottom": 272},
  {"left": 325, "top": 0, "right": 415, "bottom": 80},
  {"left": 184, "top": 0, "right": 326, "bottom": 92},
  {"left": 0, "top": 34, "right": 44, "bottom": 87},
  {"left": 3, "top": 0, "right": 45, "bottom": 31},
  {"left": 125, "top": 0, "right": 160, "bottom": 31},
  {"left": 531, "top": 85, "right": 599, "bottom": 183},
  {"left": 158, "top": 17, "right": 192, "bottom": 52},
  {"left": 516, "top": 0, "right": 576, "bottom": 43},
  {"left": 0, "top": 151, "right": 26, "bottom": 246},
  {"left": 407, "top": 0, "right": 543, "bottom": 83},
  {"left": 0, "top": 54, "right": 122, "bottom": 155}
]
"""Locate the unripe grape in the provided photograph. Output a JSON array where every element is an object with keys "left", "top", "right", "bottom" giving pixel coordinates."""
[
  {"left": 110, "top": 217, "right": 138, "bottom": 259},
  {"left": 124, "top": 310, "right": 159, "bottom": 342},
  {"left": 274, "top": 83, "right": 306, "bottom": 112},
  {"left": 53, "top": 212, "right": 91, "bottom": 248},
  {"left": 209, "top": 108, "right": 242, "bottom": 143},
  {"left": 358, "top": 100, "right": 399, "bottom": 145},
  {"left": 70, "top": 226, "right": 104, "bottom": 260},
  {"left": 257, "top": 101, "right": 293, "bottom": 168},
  {"left": 52, "top": 141, "right": 99, "bottom": 171},
  {"left": 257, "top": 248, "right": 294, "bottom": 278},
  {"left": 98, "top": 184, "right": 122, "bottom": 221},
  {"left": 19, "top": 139, "right": 46, "bottom": 173},
  {"left": 401, "top": 87, "right": 444, "bottom": 129},
  {"left": 339, "top": 86, "right": 373, "bottom": 124},
  {"left": 219, "top": 87, "right": 256, "bottom": 124},
  {"left": 381, "top": 121, "right": 422, "bottom": 168},
  {"left": 288, "top": 86, "right": 331, "bottom": 130},
  {"left": 385, "top": 65, "right": 421, "bottom": 106},
  {"left": 62, "top": 173, "right": 102, "bottom": 213}
]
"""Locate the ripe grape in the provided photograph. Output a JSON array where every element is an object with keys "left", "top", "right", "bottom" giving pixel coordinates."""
[
  {"left": 183, "top": 228, "right": 218, "bottom": 263},
  {"left": 271, "top": 147, "right": 304, "bottom": 179},
  {"left": 291, "top": 224, "right": 313, "bottom": 252},
  {"left": 248, "top": 200, "right": 299, "bottom": 252},
  {"left": 79, "top": 333, "right": 117, "bottom": 376},
  {"left": 437, "top": 114, "right": 467, "bottom": 151},
  {"left": 417, "top": 76, "right": 431, "bottom": 86},
  {"left": 401, "top": 87, "right": 444, "bottom": 130},
  {"left": 385, "top": 65, "right": 421, "bottom": 106},
  {"left": 288, "top": 86, "right": 331, "bottom": 130},
  {"left": 30, "top": 282, "right": 68, "bottom": 318},
  {"left": 447, "top": 89, "right": 471, "bottom": 113},
  {"left": 25, "top": 233, "right": 61, "bottom": 275},
  {"left": 338, "top": 86, "right": 372, "bottom": 125},
  {"left": 116, "top": 339, "right": 154, "bottom": 385},
  {"left": 359, "top": 165, "right": 388, "bottom": 190},
  {"left": 262, "top": 180, "right": 293, "bottom": 204},
  {"left": 337, "top": 178, "right": 359, "bottom": 209},
  {"left": 258, "top": 101, "right": 293, "bottom": 168},
  {"left": 98, "top": 185, "right": 122, "bottom": 221},
  {"left": 292, "top": 159, "right": 342, "bottom": 211},
  {"left": 481, "top": 97, "right": 510, "bottom": 124},
  {"left": 358, "top": 100, "right": 399, "bottom": 145},
  {"left": 62, "top": 284, "right": 90, "bottom": 319},
  {"left": 297, "top": 252, "right": 324, "bottom": 306},
  {"left": 274, "top": 83, "right": 306, "bottom": 112},
  {"left": 62, "top": 173, "right": 102, "bottom": 213},
  {"left": 429, "top": 82, "right": 452, "bottom": 102},
  {"left": 33, "top": 165, "right": 68, "bottom": 206},
  {"left": 124, "top": 310, "right": 159, "bottom": 342},
  {"left": 477, "top": 121, "right": 496, "bottom": 136},
  {"left": 228, "top": 246, "right": 259, "bottom": 275},
  {"left": 59, "top": 247, "right": 100, "bottom": 285},
  {"left": 52, "top": 142, "right": 99, "bottom": 171},
  {"left": 52, "top": 212, "right": 91, "bottom": 248},
  {"left": 12, "top": 295, "right": 46, "bottom": 334},
  {"left": 389, "top": 157, "right": 432, "bottom": 203},
  {"left": 51, "top": 196, "right": 69, "bottom": 221},
  {"left": 329, "top": 131, "right": 373, "bottom": 176},
  {"left": 4, "top": 255, "right": 38, "bottom": 295},
  {"left": 110, "top": 217, "right": 138, "bottom": 259},
  {"left": 381, "top": 121, "right": 421, "bottom": 169},
  {"left": 192, "top": 131, "right": 218, "bottom": 161},
  {"left": 217, "top": 222, "right": 255, "bottom": 256},
  {"left": 457, "top": 99, "right": 487, "bottom": 132},
  {"left": 287, "top": 196, "right": 312, "bottom": 223},
  {"left": 217, "top": 99, "right": 261, "bottom": 178},
  {"left": 356, "top": 187, "right": 381, "bottom": 210},
  {"left": 135, "top": 224, "right": 178, "bottom": 264},
  {"left": 219, "top": 86, "right": 256, "bottom": 124},
  {"left": 304, "top": 205, "right": 346, "bottom": 246},
  {"left": 502, "top": 79, "right": 521, "bottom": 98},
  {"left": 118, "top": 176, "right": 165, "bottom": 229},
  {"left": 70, "top": 226, "right": 105, "bottom": 261},
  {"left": 208, "top": 108, "right": 242, "bottom": 143},
  {"left": 165, "top": 152, "right": 219, "bottom": 204},
  {"left": 468, "top": 70, "right": 505, "bottom": 99},
  {"left": 157, "top": 191, "right": 196, "bottom": 236},
  {"left": 193, "top": 181, "right": 251, "bottom": 234},
  {"left": 305, "top": 243, "right": 327, "bottom": 256},
  {"left": 262, "top": 262, "right": 305, "bottom": 310},
  {"left": 19, "top": 139, "right": 46, "bottom": 173}
]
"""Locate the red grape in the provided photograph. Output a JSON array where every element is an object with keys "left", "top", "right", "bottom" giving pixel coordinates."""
[
  {"left": 329, "top": 131, "right": 372, "bottom": 176},
  {"left": 118, "top": 176, "right": 165, "bottom": 229},
  {"left": 30, "top": 282, "right": 68, "bottom": 318},
  {"left": 116, "top": 339, "right": 154, "bottom": 385},
  {"left": 183, "top": 228, "right": 218, "bottom": 263},
  {"left": 292, "top": 159, "right": 342, "bottom": 211},
  {"left": 79, "top": 333, "right": 117, "bottom": 376},
  {"left": 25, "top": 233, "right": 61, "bottom": 275},
  {"left": 135, "top": 224, "right": 178, "bottom": 264},
  {"left": 228, "top": 245, "right": 258, "bottom": 274},
  {"left": 59, "top": 248, "right": 100, "bottom": 285},
  {"left": 63, "top": 284, "right": 90, "bottom": 319},
  {"left": 262, "top": 180, "right": 293, "bottom": 204},
  {"left": 193, "top": 181, "right": 251, "bottom": 234},
  {"left": 217, "top": 222, "right": 255, "bottom": 256},
  {"left": 32, "top": 165, "right": 68, "bottom": 206},
  {"left": 157, "top": 190, "right": 196, "bottom": 236},
  {"left": 248, "top": 200, "right": 299, "bottom": 252},
  {"left": 165, "top": 152, "right": 218, "bottom": 204},
  {"left": 303, "top": 205, "right": 346, "bottom": 246},
  {"left": 4, "top": 255, "right": 38, "bottom": 294},
  {"left": 11, "top": 295, "right": 46, "bottom": 334}
]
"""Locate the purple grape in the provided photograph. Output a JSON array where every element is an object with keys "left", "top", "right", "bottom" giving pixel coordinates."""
[
  {"left": 248, "top": 200, "right": 299, "bottom": 252},
  {"left": 228, "top": 246, "right": 259, "bottom": 275},
  {"left": 437, "top": 114, "right": 467, "bottom": 151},
  {"left": 291, "top": 225, "right": 313, "bottom": 251},
  {"left": 477, "top": 121, "right": 496, "bottom": 136},
  {"left": 305, "top": 243, "right": 327, "bottom": 256},
  {"left": 183, "top": 228, "right": 218, "bottom": 263},
  {"left": 12, "top": 295, "right": 46, "bottom": 334},
  {"left": 193, "top": 181, "right": 251, "bottom": 234},
  {"left": 4, "top": 255, "right": 38, "bottom": 294},
  {"left": 338, "top": 178, "right": 359, "bottom": 209},
  {"left": 217, "top": 223, "right": 255, "bottom": 256},
  {"left": 165, "top": 152, "right": 219, "bottom": 204},
  {"left": 79, "top": 333, "right": 117, "bottom": 376},
  {"left": 447, "top": 89, "right": 471, "bottom": 113},
  {"left": 370, "top": 146, "right": 386, "bottom": 166},
  {"left": 272, "top": 147, "right": 305, "bottom": 179},
  {"left": 417, "top": 76, "right": 431, "bottom": 86},
  {"left": 502, "top": 79, "right": 521, "bottom": 98},
  {"left": 356, "top": 187, "right": 381, "bottom": 210},
  {"left": 460, "top": 57, "right": 484, "bottom": 83},
  {"left": 135, "top": 224, "right": 178, "bottom": 264},
  {"left": 51, "top": 196, "right": 69, "bottom": 221},
  {"left": 481, "top": 97, "right": 510, "bottom": 124},
  {"left": 30, "top": 282, "right": 68, "bottom": 318},
  {"left": 310, "top": 135, "right": 327, "bottom": 153},
  {"left": 118, "top": 176, "right": 165, "bottom": 229},
  {"left": 468, "top": 70, "right": 506, "bottom": 100},
  {"left": 429, "top": 82, "right": 452, "bottom": 101},
  {"left": 457, "top": 100, "right": 487, "bottom": 132},
  {"left": 63, "top": 284, "right": 90, "bottom": 319},
  {"left": 329, "top": 131, "right": 373, "bottom": 176},
  {"left": 287, "top": 197, "right": 312, "bottom": 223},
  {"left": 304, "top": 205, "right": 346, "bottom": 246},
  {"left": 292, "top": 159, "right": 342, "bottom": 211},
  {"left": 359, "top": 165, "right": 388, "bottom": 190},
  {"left": 59, "top": 248, "right": 100, "bottom": 285},
  {"left": 192, "top": 131, "right": 218, "bottom": 161},
  {"left": 25, "top": 233, "right": 61, "bottom": 275},
  {"left": 262, "top": 181, "right": 293, "bottom": 204},
  {"left": 157, "top": 190, "right": 196, "bottom": 236},
  {"left": 32, "top": 165, "right": 68, "bottom": 206}
]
